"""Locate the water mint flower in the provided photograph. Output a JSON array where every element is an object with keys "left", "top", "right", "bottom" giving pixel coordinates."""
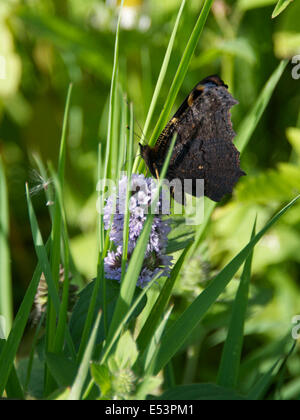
[{"left": 103, "top": 174, "right": 173, "bottom": 288}]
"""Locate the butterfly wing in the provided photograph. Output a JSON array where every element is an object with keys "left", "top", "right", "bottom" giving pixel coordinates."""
[{"left": 154, "top": 76, "right": 245, "bottom": 202}]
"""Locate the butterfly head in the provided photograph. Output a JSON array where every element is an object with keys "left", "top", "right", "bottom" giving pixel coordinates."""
[{"left": 139, "top": 143, "right": 157, "bottom": 177}]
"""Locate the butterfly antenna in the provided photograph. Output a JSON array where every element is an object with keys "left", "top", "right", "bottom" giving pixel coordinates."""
[
  {"left": 124, "top": 97, "right": 149, "bottom": 145},
  {"left": 126, "top": 126, "right": 146, "bottom": 143},
  {"left": 134, "top": 118, "right": 148, "bottom": 145}
]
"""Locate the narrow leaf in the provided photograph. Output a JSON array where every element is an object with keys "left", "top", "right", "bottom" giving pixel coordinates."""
[
  {"left": 132, "top": 0, "right": 187, "bottom": 172},
  {"left": 148, "top": 0, "right": 214, "bottom": 149},
  {"left": 236, "top": 60, "right": 288, "bottom": 151},
  {"left": 272, "top": 0, "right": 294, "bottom": 18},
  {"left": 0, "top": 263, "right": 42, "bottom": 396},
  {"left": 68, "top": 312, "right": 101, "bottom": 400},
  {"left": 137, "top": 246, "right": 191, "bottom": 353},
  {"left": 217, "top": 220, "right": 256, "bottom": 388},
  {"left": 153, "top": 195, "right": 300, "bottom": 374},
  {"left": 0, "top": 157, "right": 13, "bottom": 333}
]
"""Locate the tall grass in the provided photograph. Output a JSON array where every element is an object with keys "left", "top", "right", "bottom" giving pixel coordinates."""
[
  {"left": 0, "top": 156, "right": 13, "bottom": 334},
  {"left": 0, "top": 0, "right": 298, "bottom": 400}
]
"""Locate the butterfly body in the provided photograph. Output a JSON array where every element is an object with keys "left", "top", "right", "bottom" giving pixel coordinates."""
[{"left": 140, "top": 75, "right": 245, "bottom": 202}]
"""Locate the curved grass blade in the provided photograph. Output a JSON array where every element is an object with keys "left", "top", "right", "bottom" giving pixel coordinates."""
[
  {"left": 121, "top": 102, "right": 134, "bottom": 282},
  {"left": 217, "top": 219, "right": 256, "bottom": 388},
  {"left": 248, "top": 341, "right": 296, "bottom": 400},
  {"left": 141, "top": 306, "right": 173, "bottom": 375},
  {"left": 136, "top": 245, "right": 191, "bottom": 353},
  {"left": 152, "top": 195, "right": 300, "bottom": 375},
  {"left": 0, "top": 157, "right": 13, "bottom": 333},
  {"left": 82, "top": 275, "right": 159, "bottom": 400},
  {"left": 49, "top": 171, "right": 72, "bottom": 355},
  {"left": 147, "top": 0, "right": 214, "bottom": 150},
  {"left": 45, "top": 84, "right": 72, "bottom": 374},
  {"left": 96, "top": 3, "right": 124, "bottom": 337},
  {"left": 103, "top": 0, "right": 124, "bottom": 181},
  {"left": 0, "top": 340, "right": 24, "bottom": 399},
  {"left": 49, "top": 83, "right": 73, "bottom": 294},
  {"left": 68, "top": 311, "right": 101, "bottom": 400},
  {"left": 142, "top": 0, "right": 187, "bottom": 139},
  {"left": 235, "top": 60, "right": 288, "bottom": 151},
  {"left": 25, "top": 184, "right": 76, "bottom": 358},
  {"left": 0, "top": 260, "right": 43, "bottom": 396},
  {"left": 100, "top": 274, "right": 159, "bottom": 364},
  {"left": 132, "top": 0, "right": 187, "bottom": 172},
  {"left": 272, "top": 0, "right": 294, "bottom": 18},
  {"left": 45, "top": 84, "right": 72, "bottom": 393}
]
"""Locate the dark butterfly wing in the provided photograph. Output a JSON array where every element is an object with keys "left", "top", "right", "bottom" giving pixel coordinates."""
[
  {"left": 154, "top": 75, "right": 227, "bottom": 157},
  {"left": 153, "top": 75, "right": 245, "bottom": 202}
]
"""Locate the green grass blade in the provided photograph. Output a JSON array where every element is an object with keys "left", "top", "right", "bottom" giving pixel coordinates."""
[
  {"left": 45, "top": 84, "right": 73, "bottom": 393},
  {"left": 132, "top": 0, "right": 187, "bottom": 172},
  {"left": 83, "top": 275, "right": 160, "bottom": 399},
  {"left": 68, "top": 311, "right": 101, "bottom": 400},
  {"left": 50, "top": 172, "right": 71, "bottom": 355},
  {"left": 78, "top": 144, "right": 106, "bottom": 362},
  {"left": 44, "top": 84, "right": 72, "bottom": 374},
  {"left": 110, "top": 84, "right": 121, "bottom": 180},
  {"left": 117, "top": 92, "right": 128, "bottom": 178},
  {"left": 272, "top": 0, "right": 294, "bottom": 18},
  {"left": 25, "top": 184, "right": 76, "bottom": 359},
  {"left": 142, "top": 0, "right": 187, "bottom": 139},
  {"left": 235, "top": 60, "right": 288, "bottom": 151},
  {"left": 0, "top": 340, "right": 24, "bottom": 399},
  {"left": 147, "top": 0, "right": 214, "bottom": 149},
  {"left": 100, "top": 274, "right": 159, "bottom": 364},
  {"left": 103, "top": 0, "right": 124, "bottom": 181},
  {"left": 96, "top": 3, "right": 124, "bottom": 340},
  {"left": 152, "top": 195, "right": 300, "bottom": 375},
  {"left": 76, "top": 271, "right": 102, "bottom": 364},
  {"left": 97, "top": 143, "right": 104, "bottom": 255},
  {"left": 137, "top": 245, "right": 191, "bottom": 353},
  {"left": 96, "top": 143, "right": 107, "bottom": 335},
  {"left": 0, "top": 157, "right": 13, "bottom": 333},
  {"left": 25, "top": 314, "right": 45, "bottom": 394},
  {"left": 248, "top": 342, "right": 296, "bottom": 400},
  {"left": 121, "top": 103, "right": 134, "bottom": 282},
  {"left": 0, "top": 263, "right": 42, "bottom": 396},
  {"left": 247, "top": 358, "right": 281, "bottom": 400},
  {"left": 25, "top": 184, "right": 61, "bottom": 318},
  {"left": 4, "top": 368, "right": 24, "bottom": 400},
  {"left": 58, "top": 83, "right": 73, "bottom": 185},
  {"left": 49, "top": 83, "right": 73, "bottom": 292},
  {"left": 142, "top": 306, "right": 173, "bottom": 375},
  {"left": 217, "top": 220, "right": 257, "bottom": 388}
]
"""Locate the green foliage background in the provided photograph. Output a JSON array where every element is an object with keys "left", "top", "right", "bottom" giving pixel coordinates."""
[{"left": 0, "top": 0, "right": 300, "bottom": 399}]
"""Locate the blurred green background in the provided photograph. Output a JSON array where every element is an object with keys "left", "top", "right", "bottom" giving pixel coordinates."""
[{"left": 0, "top": 0, "right": 300, "bottom": 391}]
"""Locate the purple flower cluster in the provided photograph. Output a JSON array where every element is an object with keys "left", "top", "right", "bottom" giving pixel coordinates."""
[{"left": 103, "top": 174, "right": 173, "bottom": 288}]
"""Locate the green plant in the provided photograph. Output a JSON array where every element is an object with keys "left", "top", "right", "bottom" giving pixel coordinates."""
[{"left": 0, "top": 0, "right": 299, "bottom": 401}]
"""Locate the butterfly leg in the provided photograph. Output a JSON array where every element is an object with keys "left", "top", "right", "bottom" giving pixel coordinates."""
[{"left": 153, "top": 162, "right": 160, "bottom": 180}]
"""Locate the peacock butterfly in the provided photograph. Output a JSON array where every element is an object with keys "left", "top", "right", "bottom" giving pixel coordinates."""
[{"left": 139, "top": 75, "right": 245, "bottom": 202}]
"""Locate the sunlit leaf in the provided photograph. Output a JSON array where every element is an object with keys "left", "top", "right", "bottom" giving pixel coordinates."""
[{"left": 272, "top": 0, "right": 294, "bottom": 18}]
